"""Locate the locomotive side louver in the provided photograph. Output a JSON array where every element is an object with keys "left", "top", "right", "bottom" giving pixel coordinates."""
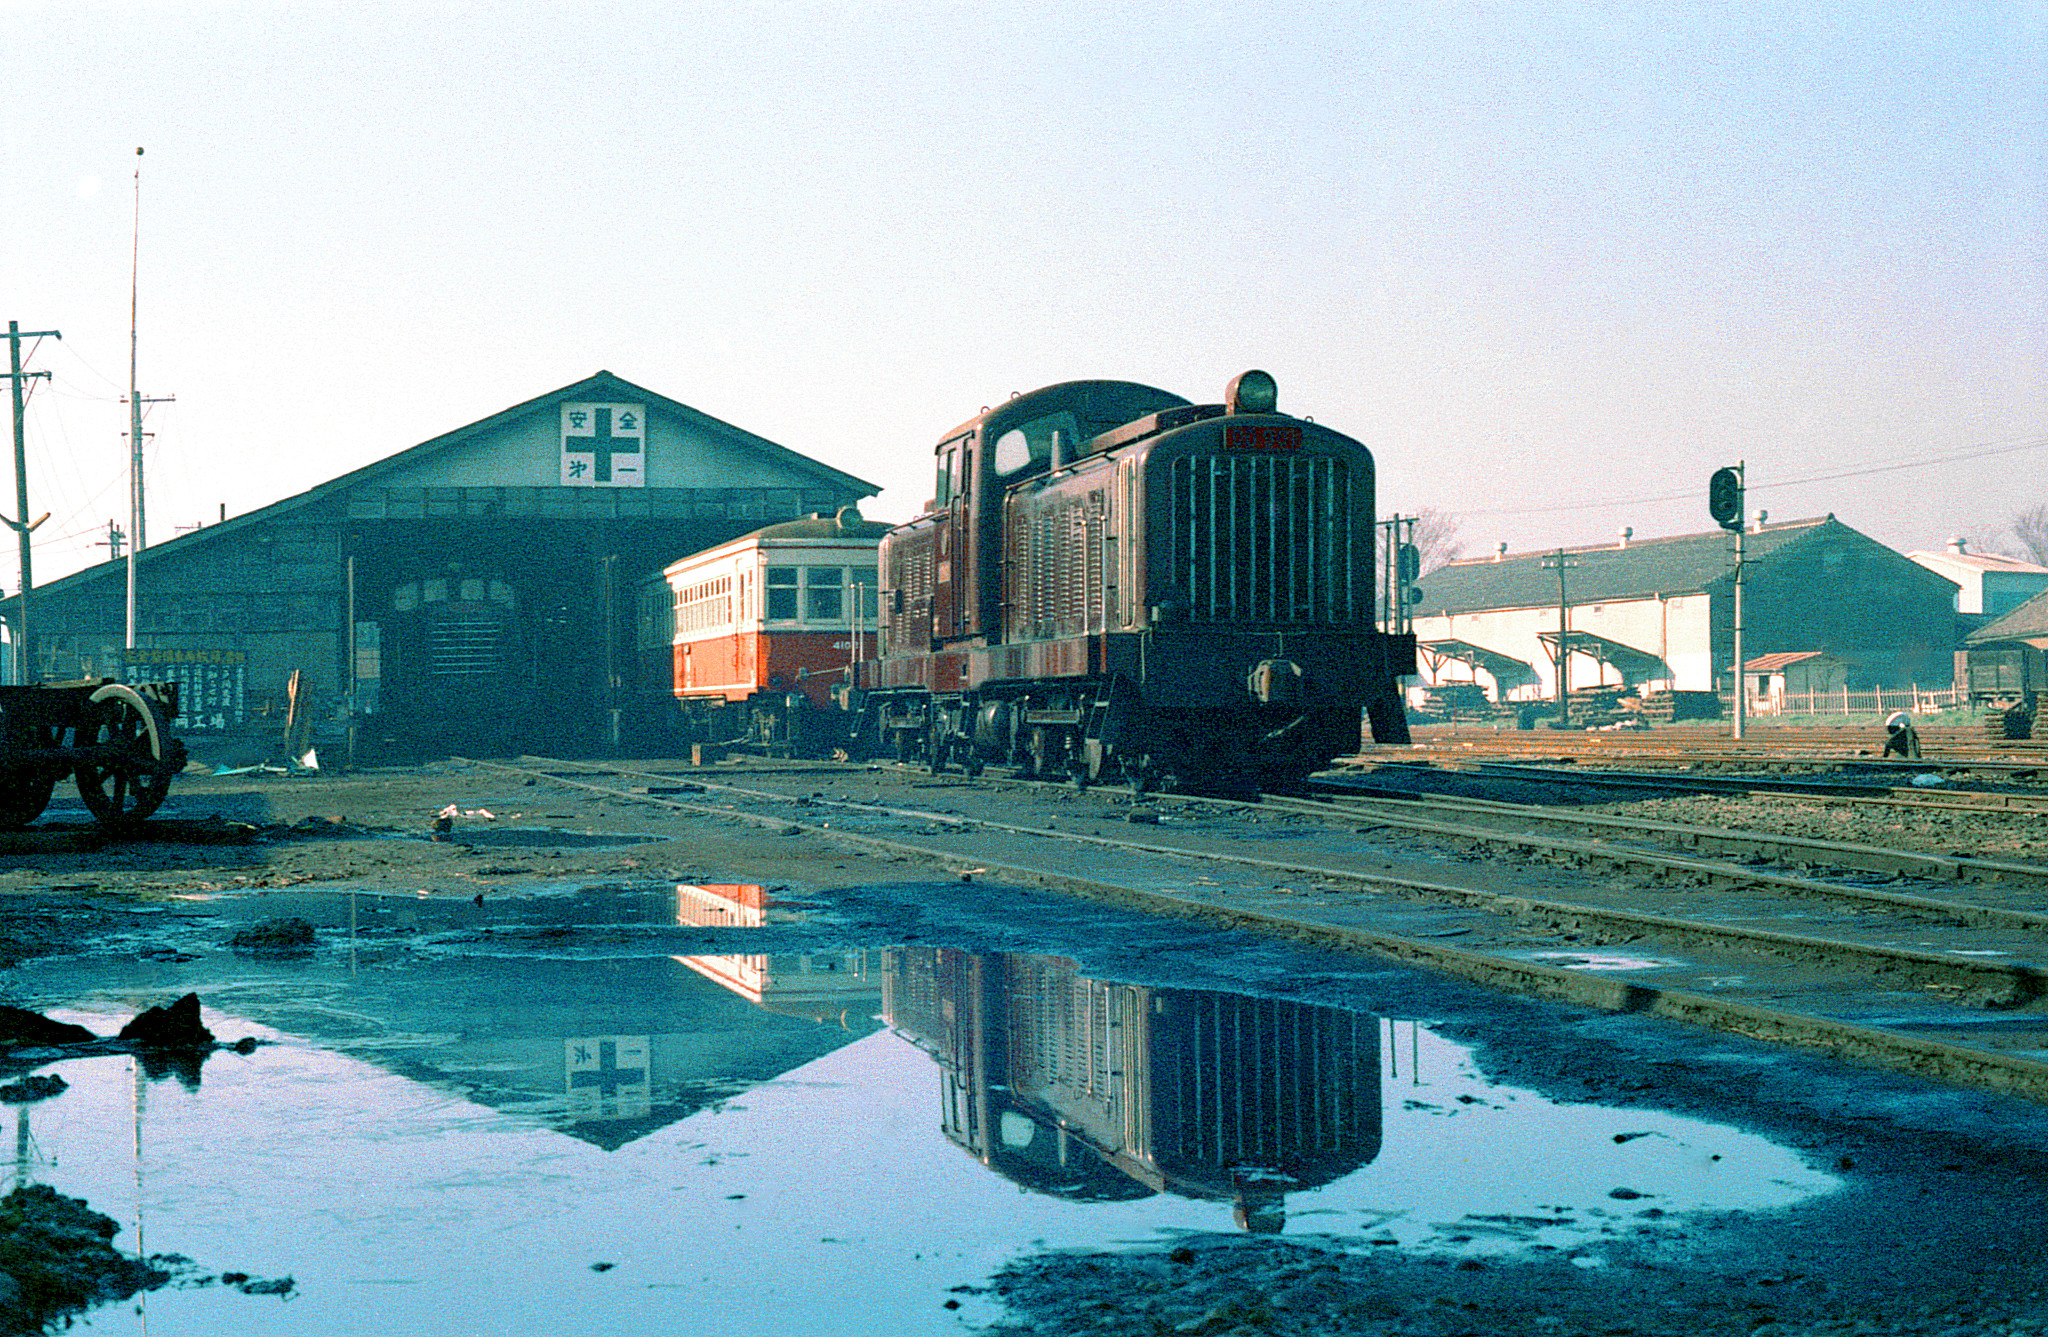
[{"left": 1164, "top": 454, "right": 1360, "bottom": 623}]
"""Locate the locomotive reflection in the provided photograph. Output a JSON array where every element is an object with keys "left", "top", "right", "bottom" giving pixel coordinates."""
[{"left": 884, "top": 947, "right": 1382, "bottom": 1232}]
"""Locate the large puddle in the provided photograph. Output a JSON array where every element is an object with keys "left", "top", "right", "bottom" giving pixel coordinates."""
[{"left": 3, "top": 884, "right": 1839, "bottom": 1335}]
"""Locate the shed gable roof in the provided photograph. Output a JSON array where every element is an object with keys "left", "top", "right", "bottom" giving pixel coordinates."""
[
  {"left": 1745, "top": 651, "right": 1836, "bottom": 672},
  {"left": 3, "top": 371, "right": 879, "bottom": 607}
]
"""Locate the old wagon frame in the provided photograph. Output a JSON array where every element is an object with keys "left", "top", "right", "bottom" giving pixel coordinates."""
[{"left": 0, "top": 680, "right": 187, "bottom": 828}]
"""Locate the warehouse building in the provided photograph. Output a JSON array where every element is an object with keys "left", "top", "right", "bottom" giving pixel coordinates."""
[
  {"left": 0, "top": 371, "right": 877, "bottom": 759},
  {"left": 1411, "top": 516, "right": 1958, "bottom": 704},
  {"left": 1905, "top": 538, "right": 2048, "bottom": 629}
]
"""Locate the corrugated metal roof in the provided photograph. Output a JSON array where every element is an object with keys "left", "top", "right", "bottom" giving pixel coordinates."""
[
  {"left": 1414, "top": 516, "right": 1937, "bottom": 615},
  {"left": 1745, "top": 651, "right": 1832, "bottom": 672}
]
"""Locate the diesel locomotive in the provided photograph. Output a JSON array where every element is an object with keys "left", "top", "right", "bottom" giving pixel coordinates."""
[{"left": 857, "top": 369, "right": 1414, "bottom": 790}]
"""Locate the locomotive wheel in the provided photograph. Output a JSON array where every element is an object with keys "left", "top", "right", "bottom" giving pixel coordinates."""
[
  {"left": 0, "top": 767, "right": 57, "bottom": 829},
  {"left": 75, "top": 684, "right": 176, "bottom": 826}
]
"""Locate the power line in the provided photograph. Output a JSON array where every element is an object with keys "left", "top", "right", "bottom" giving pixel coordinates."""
[{"left": 1456, "top": 432, "right": 2048, "bottom": 519}]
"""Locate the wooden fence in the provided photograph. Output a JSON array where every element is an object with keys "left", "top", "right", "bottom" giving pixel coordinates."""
[{"left": 1745, "top": 685, "right": 1967, "bottom": 717}]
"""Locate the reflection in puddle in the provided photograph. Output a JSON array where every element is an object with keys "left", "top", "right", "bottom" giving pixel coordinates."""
[
  {"left": 3, "top": 911, "right": 1839, "bottom": 1335},
  {"left": 888, "top": 949, "right": 1380, "bottom": 1232}
]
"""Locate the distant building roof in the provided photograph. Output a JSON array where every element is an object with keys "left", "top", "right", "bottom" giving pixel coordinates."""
[
  {"left": 1967, "top": 587, "right": 2048, "bottom": 646},
  {"left": 1, "top": 369, "right": 879, "bottom": 612},
  {"left": 1904, "top": 540, "right": 2048, "bottom": 575},
  {"left": 1745, "top": 651, "right": 1833, "bottom": 672},
  {"left": 1416, "top": 515, "right": 1937, "bottom": 616}
]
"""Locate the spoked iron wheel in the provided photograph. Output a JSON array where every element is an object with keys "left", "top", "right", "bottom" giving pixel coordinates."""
[
  {"left": 0, "top": 767, "right": 58, "bottom": 829},
  {"left": 74, "top": 684, "right": 176, "bottom": 825}
]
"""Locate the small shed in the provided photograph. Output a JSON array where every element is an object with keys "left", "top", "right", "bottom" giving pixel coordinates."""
[{"left": 1744, "top": 651, "right": 1848, "bottom": 715}]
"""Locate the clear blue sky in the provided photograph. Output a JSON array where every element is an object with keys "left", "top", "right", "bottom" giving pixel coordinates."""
[{"left": 4, "top": 0, "right": 2042, "bottom": 583}]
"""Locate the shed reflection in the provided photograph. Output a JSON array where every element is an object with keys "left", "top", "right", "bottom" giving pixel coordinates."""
[{"left": 884, "top": 947, "right": 1382, "bottom": 1232}]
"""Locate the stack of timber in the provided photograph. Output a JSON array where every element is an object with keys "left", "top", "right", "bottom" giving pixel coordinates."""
[
  {"left": 1420, "top": 683, "right": 1494, "bottom": 722},
  {"left": 1639, "top": 689, "right": 1722, "bottom": 723},
  {"left": 1981, "top": 701, "right": 2036, "bottom": 741},
  {"left": 1566, "top": 684, "right": 1630, "bottom": 727}
]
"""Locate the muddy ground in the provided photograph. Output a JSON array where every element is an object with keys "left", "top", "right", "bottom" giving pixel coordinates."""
[{"left": 4, "top": 760, "right": 2048, "bottom": 1336}]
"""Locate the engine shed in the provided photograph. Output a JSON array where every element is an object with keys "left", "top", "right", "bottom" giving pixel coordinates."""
[{"left": 0, "top": 371, "right": 877, "bottom": 761}]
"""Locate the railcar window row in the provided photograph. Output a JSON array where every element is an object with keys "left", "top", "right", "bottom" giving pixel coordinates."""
[
  {"left": 674, "top": 574, "right": 735, "bottom": 637},
  {"left": 762, "top": 564, "right": 881, "bottom": 626}
]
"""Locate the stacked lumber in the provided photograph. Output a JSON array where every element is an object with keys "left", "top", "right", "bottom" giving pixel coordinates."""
[
  {"left": 1639, "top": 690, "right": 1722, "bottom": 723},
  {"left": 1982, "top": 706, "right": 2035, "bottom": 741}
]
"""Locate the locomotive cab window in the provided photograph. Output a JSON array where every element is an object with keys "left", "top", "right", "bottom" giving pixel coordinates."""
[{"left": 992, "top": 410, "right": 1081, "bottom": 480}]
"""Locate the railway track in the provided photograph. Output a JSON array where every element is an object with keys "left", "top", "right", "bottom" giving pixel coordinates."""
[
  {"left": 473, "top": 754, "right": 2048, "bottom": 1102},
  {"left": 1365, "top": 722, "right": 2048, "bottom": 775},
  {"left": 1333, "top": 758, "right": 2048, "bottom": 814},
  {"left": 1288, "top": 782, "right": 2048, "bottom": 900}
]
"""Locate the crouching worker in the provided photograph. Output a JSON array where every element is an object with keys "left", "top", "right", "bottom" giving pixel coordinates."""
[{"left": 1882, "top": 711, "right": 1921, "bottom": 759}]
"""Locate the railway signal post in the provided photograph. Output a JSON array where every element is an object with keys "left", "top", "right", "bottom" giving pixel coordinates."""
[{"left": 1709, "top": 464, "right": 1746, "bottom": 741}]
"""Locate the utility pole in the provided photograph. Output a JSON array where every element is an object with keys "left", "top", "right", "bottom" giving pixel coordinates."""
[
  {"left": 99, "top": 520, "right": 125, "bottom": 562},
  {"left": 122, "top": 394, "right": 171, "bottom": 651},
  {"left": 126, "top": 147, "right": 173, "bottom": 653},
  {"left": 1732, "top": 510, "right": 1746, "bottom": 742},
  {"left": 4, "top": 321, "right": 60, "bottom": 684},
  {"left": 1541, "top": 548, "right": 1578, "bottom": 716}
]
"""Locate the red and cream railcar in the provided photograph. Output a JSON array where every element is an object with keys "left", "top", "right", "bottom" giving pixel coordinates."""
[{"left": 652, "top": 510, "right": 889, "bottom": 749}]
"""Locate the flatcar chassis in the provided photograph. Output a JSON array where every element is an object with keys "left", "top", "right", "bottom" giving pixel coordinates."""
[{"left": 0, "top": 679, "right": 187, "bottom": 828}]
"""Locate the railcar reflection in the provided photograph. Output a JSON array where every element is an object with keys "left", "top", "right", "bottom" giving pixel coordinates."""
[
  {"left": 883, "top": 947, "right": 1382, "bottom": 1232},
  {"left": 670, "top": 882, "right": 886, "bottom": 1027}
]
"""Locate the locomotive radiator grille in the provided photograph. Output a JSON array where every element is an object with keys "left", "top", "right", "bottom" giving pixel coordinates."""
[
  {"left": 1165, "top": 455, "right": 1362, "bottom": 623},
  {"left": 1160, "top": 993, "right": 1375, "bottom": 1165},
  {"left": 1005, "top": 955, "right": 1126, "bottom": 1129}
]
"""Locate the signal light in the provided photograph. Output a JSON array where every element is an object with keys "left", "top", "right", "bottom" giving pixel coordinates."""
[{"left": 1708, "top": 466, "right": 1743, "bottom": 531}]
